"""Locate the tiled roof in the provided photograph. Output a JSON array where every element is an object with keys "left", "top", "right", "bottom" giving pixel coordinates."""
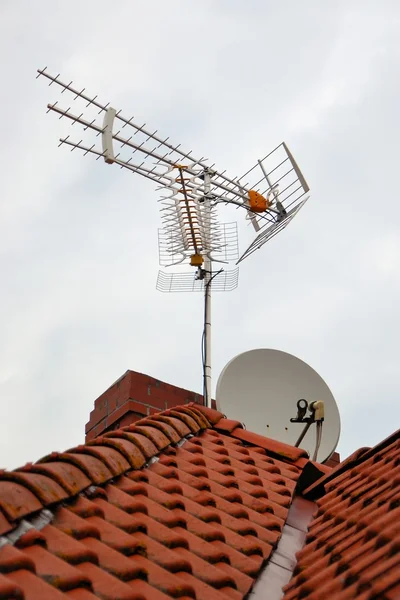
[
  {"left": 283, "top": 429, "right": 400, "bottom": 600},
  {"left": 0, "top": 404, "right": 313, "bottom": 600}
]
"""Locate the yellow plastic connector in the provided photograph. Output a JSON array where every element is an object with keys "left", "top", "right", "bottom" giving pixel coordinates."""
[{"left": 190, "top": 254, "right": 204, "bottom": 267}]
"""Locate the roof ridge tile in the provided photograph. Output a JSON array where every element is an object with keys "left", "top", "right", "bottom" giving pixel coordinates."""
[
  {"left": 186, "top": 404, "right": 224, "bottom": 425},
  {"left": 86, "top": 436, "right": 147, "bottom": 470},
  {"left": 2, "top": 471, "right": 69, "bottom": 506},
  {"left": 17, "top": 462, "right": 91, "bottom": 496},
  {"left": 230, "top": 428, "right": 309, "bottom": 466}
]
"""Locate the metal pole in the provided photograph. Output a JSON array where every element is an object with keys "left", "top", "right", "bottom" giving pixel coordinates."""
[{"left": 203, "top": 169, "right": 212, "bottom": 408}]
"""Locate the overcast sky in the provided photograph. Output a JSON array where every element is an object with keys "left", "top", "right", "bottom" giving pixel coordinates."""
[{"left": 1, "top": 0, "right": 399, "bottom": 469}]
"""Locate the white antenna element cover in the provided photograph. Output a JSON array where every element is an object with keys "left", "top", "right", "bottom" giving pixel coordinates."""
[{"left": 216, "top": 349, "right": 340, "bottom": 463}]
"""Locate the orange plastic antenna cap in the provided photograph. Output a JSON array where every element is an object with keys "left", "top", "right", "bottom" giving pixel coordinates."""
[{"left": 248, "top": 190, "right": 270, "bottom": 213}]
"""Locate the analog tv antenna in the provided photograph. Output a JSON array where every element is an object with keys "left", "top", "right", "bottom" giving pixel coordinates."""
[
  {"left": 216, "top": 349, "right": 340, "bottom": 463},
  {"left": 37, "top": 68, "right": 310, "bottom": 408}
]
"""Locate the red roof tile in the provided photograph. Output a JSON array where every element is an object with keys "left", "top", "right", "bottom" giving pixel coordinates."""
[
  {"left": 3, "top": 397, "right": 398, "bottom": 600},
  {"left": 282, "top": 429, "right": 400, "bottom": 600},
  {"left": 0, "top": 404, "right": 311, "bottom": 599}
]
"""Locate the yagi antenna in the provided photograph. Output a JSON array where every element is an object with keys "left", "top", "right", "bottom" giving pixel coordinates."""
[{"left": 37, "top": 67, "right": 310, "bottom": 408}]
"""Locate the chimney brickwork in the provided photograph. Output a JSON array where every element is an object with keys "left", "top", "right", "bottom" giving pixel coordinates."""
[{"left": 85, "top": 370, "right": 205, "bottom": 441}]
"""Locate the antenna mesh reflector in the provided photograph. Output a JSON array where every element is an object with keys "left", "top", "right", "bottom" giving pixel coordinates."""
[
  {"left": 238, "top": 196, "right": 309, "bottom": 263},
  {"left": 156, "top": 269, "right": 239, "bottom": 293}
]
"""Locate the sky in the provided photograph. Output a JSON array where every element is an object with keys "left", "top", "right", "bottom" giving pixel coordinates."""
[{"left": 1, "top": 0, "right": 399, "bottom": 469}]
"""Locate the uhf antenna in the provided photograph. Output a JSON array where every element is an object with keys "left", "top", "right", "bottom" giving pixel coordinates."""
[{"left": 37, "top": 67, "right": 310, "bottom": 408}]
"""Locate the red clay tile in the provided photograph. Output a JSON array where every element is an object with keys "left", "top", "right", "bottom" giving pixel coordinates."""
[
  {"left": 160, "top": 409, "right": 201, "bottom": 433},
  {"left": 170, "top": 544, "right": 238, "bottom": 589},
  {"left": 189, "top": 404, "right": 223, "bottom": 425},
  {"left": 22, "top": 463, "right": 91, "bottom": 496},
  {"left": 7, "top": 570, "right": 69, "bottom": 599},
  {"left": 145, "top": 466, "right": 279, "bottom": 523},
  {"left": 0, "top": 544, "right": 35, "bottom": 574},
  {"left": 90, "top": 497, "right": 150, "bottom": 535},
  {"left": 103, "top": 483, "right": 148, "bottom": 514},
  {"left": 214, "top": 419, "right": 243, "bottom": 434},
  {"left": 130, "top": 512, "right": 190, "bottom": 550},
  {"left": 180, "top": 406, "right": 212, "bottom": 429},
  {"left": 139, "top": 419, "right": 182, "bottom": 444},
  {"left": 130, "top": 425, "right": 171, "bottom": 450},
  {"left": 68, "top": 496, "right": 104, "bottom": 520},
  {"left": 231, "top": 428, "right": 309, "bottom": 464},
  {"left": 175, "top": 524, "right": 262, "bottom": 562},
  {"left": 128, "top": 469, "right": 187, "bottom": 497},
  {"left": 0, "top": 509, "right": 12, "bottom": 535},
  {"left": 0, "top": 573, "right": 24, "bottom": 599},
  {"left": 153, "top": 414, "right": 191, "bottom": 438},
  {"left": 176, "top": 571, "right": 240, "bottom": 600},
  {"left": 128, "top": 579, "right": 179, "bottom": 600},
  {"left": 67, "top": 589, "right": 99, "bottom": 600},
  {"left": 89, "top": 437, "right": 145, "bottom": 471},
  {"left": 205, "top": 429, "right": 242, "bottom": 443},
  {"left": 115, "top": 490, "right": 186, "bottom": 531},
  {"left": 40, "top": 524, "right": 98, "bottom": 566},
  {"left": 23, "top": 545, "right": 91, "bottom": 591},
  {"left": 104, "top": 430, "right": 158, "bottom": 460},
  {"left": 366, "top": 565, "right": 400, "bottom": 599},
  {"left": 131, "top": 555, "right": 196, "bottom": 598},
  {"left": 123, "top": 477, "right": 186, "bottom": 511},
  {"left": 130, "top": 531, "right": 191, "bottom": 573},
  {"left": 168, "top": 509, "right": 225, "bottom": 542},
  {"left": 198, "top": 442, "right": 247, "bottom": 463},
  {"left": 71, "top": 445, "right": 132, "bottom": 477},
  {"left": 76, "top": 562, "right": 139, "bottom": 599},
  {"left": 208, "top": 541, "right": 263, "bottom": 576},
  {"left": 86, "top": 514, "right": 146, "bottom": 555},
  {"left": 0, "top": 481, "right": 43, "bottom": 521},
  {"left": 39, "top": 453, "right": 113, "bottom": 486},
  {"left": 145, "top": 460, "right": 205, "bottom": 487},
  {"left": 214, "top": 560, "right": 255, "bottom": 595},
  {"left": 3, "top": 471, "right": 68, "bottom": 506},
  {"left": 80, "top": 537, "right": 146, "bottom": 581},
  {"left": 113, "top": 475, "right": 149, "bottom": 495},
  {"left": 52, "top": 507, "right": 101, "bottom": 541},
  {"left": 15, "top": 528, "right": 46, "bottom": 549},
  {"left": 173, "top": 454, "right": 288, "bottom": 519}
]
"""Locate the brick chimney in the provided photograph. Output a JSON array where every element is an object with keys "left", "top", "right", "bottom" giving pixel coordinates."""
[{"left": 85, "top": 370, "right": 205, "bottom": 441}]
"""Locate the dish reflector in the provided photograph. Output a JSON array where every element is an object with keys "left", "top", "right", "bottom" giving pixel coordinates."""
[{"left": 216, "top": 349, "right": 340, "bottom": 463}]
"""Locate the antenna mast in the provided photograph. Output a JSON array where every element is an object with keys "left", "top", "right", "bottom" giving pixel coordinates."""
[
  {"left": 37, "top": 67, "right": 310, "bottom": 408},
  {"left": 203, "top": 168, "right": 213, "bottom": 407}
]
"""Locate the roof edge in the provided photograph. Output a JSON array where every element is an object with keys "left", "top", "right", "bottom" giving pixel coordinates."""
[{"left": 302, "top": 427, "right": 400, "bottom": 500}]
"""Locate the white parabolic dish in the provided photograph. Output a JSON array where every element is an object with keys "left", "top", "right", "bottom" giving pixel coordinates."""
[{"left": 216, "top": 349, "right": 341, "bottom": 463}]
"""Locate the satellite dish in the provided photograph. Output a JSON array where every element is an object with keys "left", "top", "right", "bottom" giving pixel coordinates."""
[{"left": 216, "top": 349, "right": 340, "bottom": 463}]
